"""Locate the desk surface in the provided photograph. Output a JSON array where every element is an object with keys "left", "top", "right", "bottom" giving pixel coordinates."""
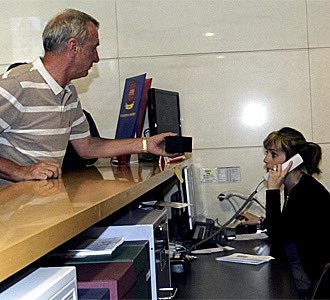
[
  {"left": 173, "top": 239, "right": 298, "bottom": 299},
  {"left": 0, "top": 160, "right": 178, "bottom": 282}
]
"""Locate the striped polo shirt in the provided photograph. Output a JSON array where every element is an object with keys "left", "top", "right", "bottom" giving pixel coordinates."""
[{"left": 0, "top": 57, "right": 90, "bottom": 167}]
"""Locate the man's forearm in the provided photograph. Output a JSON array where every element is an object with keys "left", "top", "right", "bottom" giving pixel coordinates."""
[
  {"left": 72, "top": 133, "right": 173, "bottom": 160},
  {"left": 72, "top": 136, "right": 146, "bottom": 159},
  {"left": 0, "top": 157, "right": 22, "bottom": 182}
]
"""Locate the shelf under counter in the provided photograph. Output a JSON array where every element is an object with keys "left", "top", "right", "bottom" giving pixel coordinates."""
[{"left": 0, "top": 161, "right": 179, "bottom": 283}]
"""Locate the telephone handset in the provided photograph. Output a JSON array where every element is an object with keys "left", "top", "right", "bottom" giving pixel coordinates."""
[
  {"left": 263, "top": 153, "right": 303, "bottom": 180},
  {"left": 192, "top": 219, "right": 215, "bottom": 240},
  {"left": 191, "top": 219, "right": 227, "bottom": 246}
]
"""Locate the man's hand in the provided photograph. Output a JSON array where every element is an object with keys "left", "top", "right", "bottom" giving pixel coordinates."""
[
  {"left": 18, "top": 161, "right": 62, "bottom": 181},
  {"left": 0, "top": 157, "right": 62, "bottom": 182},
  {"left": 147, "top": 132, "right": 178, "bottom": 156}
]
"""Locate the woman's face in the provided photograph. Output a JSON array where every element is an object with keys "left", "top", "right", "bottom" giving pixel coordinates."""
[{"left": 263, "top": 145, "right": 287, "bottom": 172}]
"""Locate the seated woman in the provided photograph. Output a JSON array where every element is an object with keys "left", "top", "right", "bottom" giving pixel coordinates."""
[{"left": 241, "top": 127, "right": 330, "bottom": 299}]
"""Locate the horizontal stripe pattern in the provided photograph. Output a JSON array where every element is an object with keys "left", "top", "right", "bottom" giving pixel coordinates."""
[
  {"left": 7, "top": 127, "right": 71, "bottom": 135},
  {"left": 0, "top": 58, "right": 90, "bottom": 166},
  {"left": 70, "top": 131, "right": 90, "bottom": 140},
  {"left": 20, "top": 81, "right": 49, "bottom": 89},
  {"left": 0, "top": 118, "right": 10, "bottom": 130},
  {"left": 0, "top": 137, "right": 12, "bottom": 146},
  {"left": 18, "top": 147, "right": 66, "bottom": 158},
  {"left": 72, "top": 114, "right": 86, "bottom": 127},
  {"left": 0, "top": 86, "right": 23, "bottom": 111},
  {"left": 0, "top": 87, "right": 79, "bottom": 113}
]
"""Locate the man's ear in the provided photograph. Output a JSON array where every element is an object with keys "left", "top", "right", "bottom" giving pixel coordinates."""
[{"left": 68, "top": 38, "right": 79, "bottom": 53}]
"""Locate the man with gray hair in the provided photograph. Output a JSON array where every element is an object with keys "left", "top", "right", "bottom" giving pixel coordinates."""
[{"left": 0, "top": 9, "right": 174, "bottom": 182}]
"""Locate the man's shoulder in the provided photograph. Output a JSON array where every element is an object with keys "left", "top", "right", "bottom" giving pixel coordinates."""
[
  {"left": 1, "top": 62, "right": 43, "bottom": 82},
  {"left": 0, "top": 76, "right": 21, "bottom": 91}
]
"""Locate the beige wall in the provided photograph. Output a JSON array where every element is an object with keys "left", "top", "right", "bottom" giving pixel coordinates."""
[{"left": 1, "top": 0, "right": 329, "bottom": 222}]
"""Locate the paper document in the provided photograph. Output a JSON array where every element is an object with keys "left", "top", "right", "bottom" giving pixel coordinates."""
[
  {"left": 234, "top": 231, "right": 268, "bottom": 241},
  {"left": 216, "top": 252, "right": 274, "bottom": 265},
  {"left": 141, "top": 200, "right": 191, "bottom": 209},
  {"left": 69, "top": 237, "right": 124, "bottom": 258},
  {"left": 191, "top": 245, "right": 235, "bottom": 255}
]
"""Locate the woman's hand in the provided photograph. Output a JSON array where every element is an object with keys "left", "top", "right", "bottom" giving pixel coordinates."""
[
  {"left": 267, "top": 161, "right": 292, "bottom": 189},
  {"left": 237, "top": 211, "right": 261, "bottom": 225}
]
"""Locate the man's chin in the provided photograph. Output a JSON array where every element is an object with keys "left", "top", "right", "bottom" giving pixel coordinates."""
[{"left": 74, "top": 71, "right": 89, "bottom": 80}]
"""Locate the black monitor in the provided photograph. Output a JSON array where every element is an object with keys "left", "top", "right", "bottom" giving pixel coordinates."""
[{"left": 147, "top": 88, "right": 182, "bottom": 136}]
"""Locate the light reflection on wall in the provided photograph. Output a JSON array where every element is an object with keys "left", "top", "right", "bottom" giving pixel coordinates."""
[
  {"left": 203, "top": 32, "right": 215, "bottom": 37},
  {"left": 241, "top": 101, "right": 268, "bottom": 127}
]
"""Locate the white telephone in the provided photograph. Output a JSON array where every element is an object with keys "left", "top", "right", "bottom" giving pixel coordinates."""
[{"left": 263, "top": 153, "right": 303, "bottom": 181}]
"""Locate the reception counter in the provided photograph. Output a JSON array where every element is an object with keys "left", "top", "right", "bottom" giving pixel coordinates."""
[{"left": 0, "top": 160, "right": 180, "bottom": 283}]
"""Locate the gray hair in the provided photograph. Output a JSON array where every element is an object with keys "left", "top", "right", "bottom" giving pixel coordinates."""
[{"left": 42, "top": 9, "right": 99, "bottom": 53}]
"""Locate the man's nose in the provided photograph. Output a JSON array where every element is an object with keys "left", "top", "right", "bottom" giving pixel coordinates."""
[{"left": 94, "top": 51, "right": 99, "bottom": 63}]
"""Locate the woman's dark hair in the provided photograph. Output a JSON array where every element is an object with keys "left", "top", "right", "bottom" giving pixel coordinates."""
[{"left": 263, "top": 127, "right": 322, "bottom": 175}]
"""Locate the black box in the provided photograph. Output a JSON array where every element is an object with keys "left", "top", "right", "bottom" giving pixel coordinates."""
[{"left": 165, "top": 136, "right": 192, "bottom": 153}]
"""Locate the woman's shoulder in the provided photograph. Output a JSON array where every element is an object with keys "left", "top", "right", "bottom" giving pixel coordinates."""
[{"left": 301, "top": 173, "right": 330, "bottom": 196}]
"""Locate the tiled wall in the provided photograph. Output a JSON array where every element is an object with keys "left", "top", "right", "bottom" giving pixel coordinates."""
[{"left": 1, "top": 0, "right": 329, "bottom": 222}]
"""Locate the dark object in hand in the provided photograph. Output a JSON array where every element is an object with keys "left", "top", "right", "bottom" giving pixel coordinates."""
[{"left": 165, "top": 136, "right": 192, "bottom": 153}]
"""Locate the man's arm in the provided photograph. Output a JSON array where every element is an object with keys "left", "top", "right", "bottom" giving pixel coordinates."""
[
  {"left": 70, "top": 132, "right": 177, "bottom": 159},
  {"left": 0, "top": 157, "right": 61, "bottom": 182}
]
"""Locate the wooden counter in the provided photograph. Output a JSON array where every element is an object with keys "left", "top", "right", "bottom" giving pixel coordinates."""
[{"left": 0, "top": 161, "right": 179, "bottom": 283}]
